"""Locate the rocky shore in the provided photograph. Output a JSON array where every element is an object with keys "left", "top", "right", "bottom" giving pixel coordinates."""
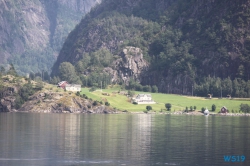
[
  {"left": 0, "top": 78, "right": 117, "bottom": 114},
  {"left": 17, "top": 91, "right": 118, "bottom": 114}
]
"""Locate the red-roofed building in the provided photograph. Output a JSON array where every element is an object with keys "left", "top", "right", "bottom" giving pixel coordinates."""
[{"left": 57, "top": 81, "right": 69, "bottom": 89}]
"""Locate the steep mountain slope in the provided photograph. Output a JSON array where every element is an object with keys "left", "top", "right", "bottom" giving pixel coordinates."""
[
  {"left": 51, "top": 0, "right": 250, "bottom": 96},
  {"left": 0, "top": 0, "right": 100, "bottom": 74}
]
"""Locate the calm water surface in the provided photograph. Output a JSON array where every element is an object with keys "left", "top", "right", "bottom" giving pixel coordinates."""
[{"left": 0, "top": 113, "right": 249, "bottom": 166}]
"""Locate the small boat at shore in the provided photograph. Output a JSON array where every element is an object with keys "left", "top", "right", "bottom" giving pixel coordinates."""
[{"left": 204, "top": 108, "right": 209, "bottom": 116}]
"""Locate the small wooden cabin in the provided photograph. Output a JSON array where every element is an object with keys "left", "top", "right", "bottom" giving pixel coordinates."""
[{"left": 220, "top": 106, "right": 228, "bottom": 113}]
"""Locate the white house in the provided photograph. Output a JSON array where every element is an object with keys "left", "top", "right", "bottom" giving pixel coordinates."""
[
  {"left": 133, "top": 94, "right": 156, "bottom": 104},
  {"left": 65, "top": 84, "right": 81, "bottom": 92}
]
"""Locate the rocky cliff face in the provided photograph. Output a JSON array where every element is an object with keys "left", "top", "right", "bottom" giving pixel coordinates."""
[
  {"left": 0, "top": 0, "right": 100, "bottom": 74},
  {"left": 104, "top": 47, "right": 148, "bottom": 84},
  {"left": 0, "top": 86, "right": 19, "bottom": 112}
]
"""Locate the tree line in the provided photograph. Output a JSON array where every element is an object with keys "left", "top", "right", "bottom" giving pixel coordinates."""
[{"left": 194, "top": 76, "right": 250, "bottom": 98}]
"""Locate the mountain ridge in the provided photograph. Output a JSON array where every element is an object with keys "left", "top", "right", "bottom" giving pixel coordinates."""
[
  {"left": 0, "top": 0, "right": 101, "bottom": 74},
  {"left": 51, "top": 0, "right": 250, "bottom": 96}
]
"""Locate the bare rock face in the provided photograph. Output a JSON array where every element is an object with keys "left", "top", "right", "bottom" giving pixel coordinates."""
[
  {"left": 0, "top": 86, "right": 19, "bottom": 112},
  {"left": 0, "top": 0, "right": 101, "bottom": 73},
  {"left": 104, "top": 47, "right": 148, "bottom": 84}
]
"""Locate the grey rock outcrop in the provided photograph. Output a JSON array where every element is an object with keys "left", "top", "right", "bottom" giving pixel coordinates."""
[
  {"left": 0, "top": 0, "right": 101, "bottom": 73},
  {"left": 0, "top": 86, "right": 19, "bottom": 112},
  {"left": 104, "top": 47, "right": 148, "bottom": 84}
]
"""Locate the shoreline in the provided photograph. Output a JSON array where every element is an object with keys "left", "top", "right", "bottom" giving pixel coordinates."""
[{"left": 2, "top": 111, "right": 250, "bottom": 116}]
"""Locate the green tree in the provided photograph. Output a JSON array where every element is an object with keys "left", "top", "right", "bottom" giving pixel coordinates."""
[
  {"left": 0, "top": 66, "right": 5, "bottom": 75},
  {"left": 7, "top": 64, "right": 18, "bottom": 76},
  {"left": 59, "top": 62, "right": 81, "bottom": 84},
  {"left": 146, "top": 105, "right": 152, "bottom": 111},
  {"left": 143, "top": 85, "right": 151, "bottom": 92},
  {"left": 212, "top": 104, "right": 216, "bottom": 112},
  {"left": 93, "top": 101, "right": 98, "bottom": 106},
  {"left": 165, "top": 103, "right": 171, "bottom": 111},
  {"left": 29, "top": 72, "right": 35, "bottom": 80},
  {"left": 201, "top": 107, "right": 205, "bottom": 113},
  {"left": 240, "top": 104, "right": 250, "bottom": 113},
  {"left": 135, "top": 84, "right": 143, "bottom": 91},
  {"left": 128, "top": 90, "right": 135, "bottom": 97},
  {"left": 19, "top": 82, "right": 34, "bottom": 101},
  {"left": 105, "top": 101, "right": 110, "bottom": 106},
  {"left": 152, "top": 85, "right": 158, "bottom": 93},
  {"left": 14, "top": 95, "right": 24, "bottom": 109},
  {"left": 35, "top": 81, "right": 44, "bottom": 90},
  {"left": 50, "top": 76, "right": 60, "bottom": 84},
  {"left": 43, "top": 71, "right": 50, "bottom": 81}
]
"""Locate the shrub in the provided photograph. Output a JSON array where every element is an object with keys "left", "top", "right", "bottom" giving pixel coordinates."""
[
  {"left": 93, "top": 101, "right": 98, "bottom": 106},
  {"left": 212, "top": 104, "right": 216, "bottom": 112},
  {"left": 146, "top": 105, "right": 152, "bottom": 111},
  {"left": 128, "top": 90, "right": 135, "bottom": 96},
  {"left": 240, "top": 103, "right": 250, "bottom": 113},
  {"left": 201, "top": 107, "right": 205, "bottom": 113},
  {"left": 76, "top": 91, "right": 80, "bottom": 96},
  {"left": 89, "top": 87, "right": 96, "bottom": 92},
  {"left": 105, "top": 102, "right": 110, "bottom": 106},
  {"left": 165, "top": 103, "right": 171, "bottom": 111}
]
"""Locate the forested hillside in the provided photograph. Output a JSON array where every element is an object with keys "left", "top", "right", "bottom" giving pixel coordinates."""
[
  {"left": 0, "top": 0, "right": 100, "bottom": 75},
  {"left": 51, "top": 0, "right": 250, "bottom": 97}
]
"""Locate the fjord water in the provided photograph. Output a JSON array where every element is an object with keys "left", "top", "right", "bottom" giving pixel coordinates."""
[{"left": 0, "top": 113, "right": 249, "bottom": 166}]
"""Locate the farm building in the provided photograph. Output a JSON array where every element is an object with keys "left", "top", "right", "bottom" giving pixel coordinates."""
[
  {"left": 220, "top": 106, "right": 228, "bottom": 113},
  {"left": 65, "top": 84, "right": 81, "bottom": 92},
  {"left": 57, "top": 81, "right": 68, "bottom": 89},
  {"left": 133, "top": 94, "right": 156, "bottom": 104}
]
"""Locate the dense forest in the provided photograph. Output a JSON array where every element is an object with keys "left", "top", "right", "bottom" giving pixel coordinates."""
[{"left": 49, "top": 0, "right": 250, "bottom": 97}]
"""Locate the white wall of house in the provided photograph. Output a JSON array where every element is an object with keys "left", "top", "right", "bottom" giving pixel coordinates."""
[
  {"left": 133, "top": 94, "right": 155, "bottom": 104},
  {"left": 65, "top": 85, "right": 81, "bottom": 92}
]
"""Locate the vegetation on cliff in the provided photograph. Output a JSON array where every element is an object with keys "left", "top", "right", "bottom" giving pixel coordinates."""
[
  {"left": 0, "top": 65, "right": 115, "bottom": 113},
  {"left": 51, "top": 0, "right": 250, "bottom": 98}
]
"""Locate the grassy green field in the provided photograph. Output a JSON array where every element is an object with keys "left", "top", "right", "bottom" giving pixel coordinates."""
[{"left": 81, "top": 87, "right": 250, "bottom": 113}]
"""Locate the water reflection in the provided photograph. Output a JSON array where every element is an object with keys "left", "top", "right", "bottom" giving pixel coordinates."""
[{"left": 0, "top": 113, "right": 250, "bottom": 166}]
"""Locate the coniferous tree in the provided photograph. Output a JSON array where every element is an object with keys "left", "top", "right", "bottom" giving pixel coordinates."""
[{"left": 7, "top": 64, "right": 18, "bottom": 76}]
